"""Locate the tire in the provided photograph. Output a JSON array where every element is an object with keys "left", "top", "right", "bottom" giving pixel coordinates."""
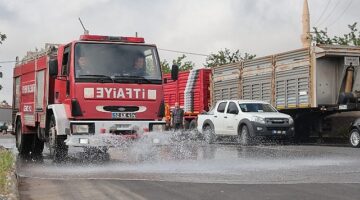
[
  {"left": 189, "top": 120, "right": 197, "bottom": 131},
  {"left": 349, "top": 129, "right": 360, "bottom": 148},
  {"left": 15, "top": 119, "right": 33, "bottom": 155},
  {"left": 48, "top": 115, "right": 68, "bottom": 161},
  {"left": 32, "top": 126, "right": 44, "bottom": 156},
  {"left": 184, "top": 120, "right": 190, "bottom": 130},
  {"left": 203, "top": 125, "right": 216, "bottom": 144},
  {"left": 238, "top": 125, "right": 251, "bottom": 145}
]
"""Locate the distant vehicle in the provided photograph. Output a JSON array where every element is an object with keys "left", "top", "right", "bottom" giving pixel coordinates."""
[
  {"left": 7, "top": 124, "right": 13, "bottom": 134},
  {"left": 211, "top": 45, "right": 360, "bottom": 142},
  {"left": 163, "top": 69, "right": 211, "bottom": 130},
  {"left": 197, "top": 100, "right": 295, "bottom": 144},
  {"left": 349, "top": 118, "right": 360, "bottom": 148},
  {"left": 0, "top": 121, "right": 8, "bottom": 133}
]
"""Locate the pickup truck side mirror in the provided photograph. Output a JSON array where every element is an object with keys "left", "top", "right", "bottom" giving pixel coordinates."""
[{"left": 49, "top": 59, "right": 58, "bottom": 77}]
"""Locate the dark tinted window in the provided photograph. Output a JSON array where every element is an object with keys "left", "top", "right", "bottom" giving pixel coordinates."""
[
  {"left": 217, "top": 102, "right": 227, "bottom": 113},
  {"left": 239, "top": 103, "right": 277, "bottom": 112},
  {"left": 227, "top": 102, "right": 239, "bottom": 114},
  {"left": 74, "top": 43, "right": 161, "bottom": 83},
  {"left": 61, "top": 46, "right": 71, "bottom": 75}
]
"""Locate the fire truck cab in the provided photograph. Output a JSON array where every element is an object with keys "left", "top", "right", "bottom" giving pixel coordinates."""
[{"left": 13, "top": 35, "right": 176, "bottom": 160}]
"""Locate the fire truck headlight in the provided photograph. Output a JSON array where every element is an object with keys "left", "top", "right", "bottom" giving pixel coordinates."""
[
  {"left": 72, "top": 124, "right": 89, "bottom": 134},
  {"left": 151, "top": 124, "right": 165, "bottom": 132}
]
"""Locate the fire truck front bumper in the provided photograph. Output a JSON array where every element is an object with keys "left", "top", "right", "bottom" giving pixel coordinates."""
[{"left": 65, "top": 120, "right": 166, "bottom": 147}]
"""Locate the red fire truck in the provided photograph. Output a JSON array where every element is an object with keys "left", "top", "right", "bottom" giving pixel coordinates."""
[
  {"left": 13, "top": 34, "right": 177, "bottom": 160},
  {"left": 163, "top": 69, "right": 211, "bottom": 129}
]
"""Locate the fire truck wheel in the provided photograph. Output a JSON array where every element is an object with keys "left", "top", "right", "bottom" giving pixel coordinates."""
[
  {"left": 48, "top": 115, "right": 68, "bottom": 161},
  {"left": 15, "top": 119, "right": 33, "bottom": 155},
  {"left": 32, "top": 127, "right": 44, "bottom": 156}
]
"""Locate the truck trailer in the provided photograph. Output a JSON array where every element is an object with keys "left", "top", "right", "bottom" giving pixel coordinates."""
[
  {"left": 13, "top": 34, "right": 174, "bottom": 160},
  {"left": 211, "top": 45, "right": 360, "bottom": 141},
  {"left": 163, "top": 69, "right": 211, "bottom": 129}
]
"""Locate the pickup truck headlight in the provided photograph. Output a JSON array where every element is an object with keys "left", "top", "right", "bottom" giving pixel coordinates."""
[
  {"left": 253, "top": 116, "right": 266, "bottom": 124},
  {"left": 289, "top": 117, "right": 294, "bottom": 125}
]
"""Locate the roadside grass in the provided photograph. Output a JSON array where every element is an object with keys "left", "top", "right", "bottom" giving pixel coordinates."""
[{"left": 0, "top": 148, "right": 14, "bottom": 194}]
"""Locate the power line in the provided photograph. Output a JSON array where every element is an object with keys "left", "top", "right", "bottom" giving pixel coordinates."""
[
  {"left": 0, "top": 60, "right": 16, "bottom": 64},
  {"left": 158, "top": 48, "right": 209, "bottom": 57},
  {"left": 317, "top": 0, "right": 342, "bottom": 28},
  {"left": 0, "top": 48, "right": 209, "bottom": 64},
  {"left": 314, "top": 0, "right": 332, "bottom": 26},
  {"left": 325, "top": 0, "right": 353, "bottom": 28}
]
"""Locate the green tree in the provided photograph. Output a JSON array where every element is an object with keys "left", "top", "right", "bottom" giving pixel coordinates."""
[
  {"left": 172, "top": 54, "right": 194, "bottom": 71},
  {"left": 161, "top": 54, "right": 195, "bottom": 73},
  {"left": 161, "top": 60, "right": 171, "bottom": 74},
  {"left": 0, "top": 32, "right": 6, "bottom": 44},
  {"left": 311, "top": 22, "right": 360, "bottom": 46},
  {"left": 205, "top": 48, "right": 256, "bottom": 68}
]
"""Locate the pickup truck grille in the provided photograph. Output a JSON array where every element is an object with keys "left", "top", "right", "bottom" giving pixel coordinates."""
[{"left": 265, "top": 118, "right": 289, "bottom": 124}]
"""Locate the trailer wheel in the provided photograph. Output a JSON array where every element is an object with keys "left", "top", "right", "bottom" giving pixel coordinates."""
[
  {"left": 48, "top": 115, "right": 68, "bottom": 161},
  {"left": 203, "top": 125, "right": 216, "bottom": 144},
  {"left": 349, "top": 129, "right": 360, "bottom": 148},
  {"left": 184, "top": 120, "right": 190, "bottom": 130},
  {"left": 15, "top": 119, "right": 33, "bottom": 155},
  {"left": 189, "top": 120, "right": 197, "bottom": 131}
]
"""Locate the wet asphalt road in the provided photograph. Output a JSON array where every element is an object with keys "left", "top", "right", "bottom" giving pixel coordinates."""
[{"left": 2, "top": 133, "right": 360, "bottom": 200}]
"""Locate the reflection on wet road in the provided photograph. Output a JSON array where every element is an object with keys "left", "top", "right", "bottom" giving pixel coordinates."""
[
  {"left": 15, "top": 132, "right": 360, "bottom": 184},
  {"left": 2, "top": 132, "right": 360, "bottom": 199}
]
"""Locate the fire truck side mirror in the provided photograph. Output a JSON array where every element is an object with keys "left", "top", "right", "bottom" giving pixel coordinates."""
[
  {"left": 171, "top": 65, "right": 179, "bottom": 81},
  {"left": 49, "top": 59, "right": 58, "bottom": 77}
]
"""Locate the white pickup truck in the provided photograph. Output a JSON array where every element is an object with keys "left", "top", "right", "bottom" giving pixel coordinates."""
[{"left": 197, "top": 100, "right": 295, "bottom": 143}]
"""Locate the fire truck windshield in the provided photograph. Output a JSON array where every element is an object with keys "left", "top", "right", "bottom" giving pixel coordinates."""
[{"left": 74, "top": 43, "right": 162, "bottom": 84}]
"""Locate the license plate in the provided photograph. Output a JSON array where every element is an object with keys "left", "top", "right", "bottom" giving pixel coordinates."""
[{"left": 112, "top": 112, "right": 136, "bottom": 119}]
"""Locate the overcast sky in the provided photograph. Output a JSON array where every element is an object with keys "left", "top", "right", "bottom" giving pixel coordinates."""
[{"left": 1, "top": 0, "right": 359, "bottom": 103}]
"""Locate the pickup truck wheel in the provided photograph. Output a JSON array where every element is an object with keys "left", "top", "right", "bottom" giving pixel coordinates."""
[
  {"left": 16, "top": 120, "right": 33, "bottom": 155},
  {"left": 203, "top": 125, "right": 215, "bottom": 144},
  {"left": 239, "top": 125, "right": 251, "bottom": 145},
  {"left": 350, "top": 129, "right": 360, "bottom": 148},
  {"left": 48, "top": 115, "right": 68, "bottom": 161}
]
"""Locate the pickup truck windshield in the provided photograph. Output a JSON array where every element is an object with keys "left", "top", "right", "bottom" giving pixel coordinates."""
[
  {"left": 74, "top": 43, "right": 162, "bottom": 84},
  {"left": 239, "top": 103, "right": 277, "bottom": 112}
]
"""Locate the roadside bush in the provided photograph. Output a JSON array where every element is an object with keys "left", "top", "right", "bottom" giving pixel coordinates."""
[{"left": 0, "top": 148, "right": 14, "bottom": 194}]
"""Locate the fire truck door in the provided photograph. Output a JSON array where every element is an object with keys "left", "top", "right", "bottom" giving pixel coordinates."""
[{"left": 56, "top": 46, "right": 71, "bottom": 102}]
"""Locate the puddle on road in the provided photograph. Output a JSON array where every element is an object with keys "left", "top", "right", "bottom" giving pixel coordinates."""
[{"left": 15, "top": 131, "right": 356, "bottom": 180}]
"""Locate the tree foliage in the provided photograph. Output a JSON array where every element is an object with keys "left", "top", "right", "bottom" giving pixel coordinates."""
[
  {"left": 0, "top": 32, "right": 6, "bottom": 44},
  {"left": 311, "top": 22, "right": 360, "bottom": 46},
  {"left": 205, "top": 48, "right": 256, "bottom": 68},
  {"left": 161, "top": 54, "right": 195, "bottom": 73}
]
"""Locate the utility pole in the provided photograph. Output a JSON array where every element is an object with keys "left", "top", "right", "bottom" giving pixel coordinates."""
[
  {"left": 301, "top": 0, "right": 311, "bottom": 48},
  {"left": 0, "top": 65, "right": 2, "bottom": 91}
]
